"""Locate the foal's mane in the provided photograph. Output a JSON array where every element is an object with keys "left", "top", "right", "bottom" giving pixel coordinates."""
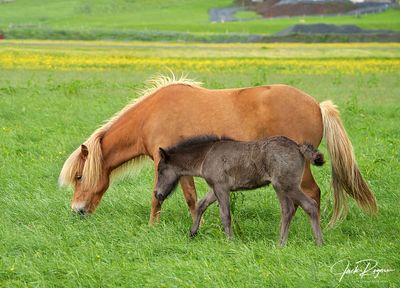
[
  {"left": 165, "top": 135, "right": 234, "bottom": 155},
  {"left": 59, "top": 73, "right": 202, "bottom": 189}
]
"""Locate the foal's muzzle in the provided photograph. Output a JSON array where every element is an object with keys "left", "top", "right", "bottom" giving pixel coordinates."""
[{"left": 155, "top": 191, "right": 165, "bottom": 202}]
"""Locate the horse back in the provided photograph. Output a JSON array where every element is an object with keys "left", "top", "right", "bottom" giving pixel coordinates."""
[{"left": 140, "top": 84, "right": 323, "bottom": 156}]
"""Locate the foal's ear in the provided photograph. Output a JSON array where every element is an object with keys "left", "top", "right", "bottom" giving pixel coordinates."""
[
  {"left": 159, "top": 147, "right": 169, "bottom": 161},
  {"left": 80, "top": 144, "right": 89, "bottom": 160}
]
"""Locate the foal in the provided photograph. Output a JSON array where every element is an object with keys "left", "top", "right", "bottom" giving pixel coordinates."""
[{"left": 155, "top": 135, "right": 325, "bottom": 246}]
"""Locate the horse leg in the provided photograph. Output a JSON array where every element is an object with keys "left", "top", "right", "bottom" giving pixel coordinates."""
[
  {"left": 301, "top": 163, "right": 321, "bottom": 217},
  {"left": 149, "top": 157, "right": 162, "bottom": 225},
  {"left": 180, "top": 176, "right": 198, "bottom": 222},
  {"left": 290, "top": 188, "right": 324, "bottom": 246},
  {"left": 213, "top": 186, "right": 232, "bottom": 239},
  {"left": 149, "top": 190, "right": 161, "bottom": 224},
  {"left": 190, "top": 189, "right": 217, "bottom": 237}
]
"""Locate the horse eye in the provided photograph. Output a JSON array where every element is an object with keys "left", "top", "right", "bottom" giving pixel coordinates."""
[{"left": 76, "top": 175, "right": 82, "bottom": 181}]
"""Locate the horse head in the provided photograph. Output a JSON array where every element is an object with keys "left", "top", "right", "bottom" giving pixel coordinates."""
[{"left": 60, "top": 138, "right": 110, "bottom": 215}]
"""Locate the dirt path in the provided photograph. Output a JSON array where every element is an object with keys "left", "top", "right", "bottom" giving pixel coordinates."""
[{"left": 208, "top": 6, "right": 245, "bottom": 23}]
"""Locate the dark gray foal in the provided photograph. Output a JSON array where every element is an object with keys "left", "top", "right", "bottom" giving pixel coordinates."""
[{"left": 155, "top": 135, "right": 325, "bottom": 246}]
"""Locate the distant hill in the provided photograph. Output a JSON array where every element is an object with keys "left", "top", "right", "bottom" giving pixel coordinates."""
[{"left": 240, "top": 0, "right": 396, "bottom": 17}]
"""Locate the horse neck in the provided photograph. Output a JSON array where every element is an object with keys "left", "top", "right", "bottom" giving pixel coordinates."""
[{"left": 100, "top": 111, "right": 146, "bottom": 172}]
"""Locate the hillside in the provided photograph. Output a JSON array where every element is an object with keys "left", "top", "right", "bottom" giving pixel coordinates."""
[{"left": 0, "top": 0, "right": 399, "bottom": 41}]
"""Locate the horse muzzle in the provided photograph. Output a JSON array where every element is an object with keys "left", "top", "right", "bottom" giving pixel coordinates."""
[{"left": 71, "top": 201, "right": 89, "bottom": 216}]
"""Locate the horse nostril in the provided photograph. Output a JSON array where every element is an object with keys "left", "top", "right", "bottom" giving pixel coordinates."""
[
  {"left": 72, "top": 206, "right": 87, "bottom": 216},
  {"left": 72, "top": 202, "right": 88, "bottom": 216},
  {"left": 77, "top": 208, "right": 86, "bottom": 216}
]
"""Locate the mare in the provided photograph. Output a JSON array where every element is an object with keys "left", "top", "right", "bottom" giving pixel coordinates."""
[
  {"left": 59, "top": 75, "right": 377, "bottom": 225},
  {"left": 154, "top": 135, "right": 325, "bottom": 245}
]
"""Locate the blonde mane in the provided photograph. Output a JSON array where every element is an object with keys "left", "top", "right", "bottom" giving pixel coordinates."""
[{"left": 59, "top": 73, "right": 202, "bottom": 189}]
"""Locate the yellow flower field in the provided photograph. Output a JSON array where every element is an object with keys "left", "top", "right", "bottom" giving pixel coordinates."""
[{"left": 1, "top": 41, "right": 399, "bottom": 74}]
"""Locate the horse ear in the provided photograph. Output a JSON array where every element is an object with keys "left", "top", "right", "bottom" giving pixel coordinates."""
[
  {"left": 81, "top": 144, "right": 89, "bottom": 160},
  {"left": 159, "top": 147, "right": 169, "bottom": 161}
]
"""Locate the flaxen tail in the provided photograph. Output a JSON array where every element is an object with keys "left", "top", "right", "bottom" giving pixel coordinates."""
[
  {"left": 320, "top": 101, "right": 377, "bottom": 226},
  {"left": 299, "top": 143, "right": 325, "bottom": 167}
]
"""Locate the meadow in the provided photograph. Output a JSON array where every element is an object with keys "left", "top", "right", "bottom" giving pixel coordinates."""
[
  {"left": 0, "top": 41, "right": 399, "bottom": 287},
  {"left": 1, "top": 0, "right": 399, "bottom": 41}
]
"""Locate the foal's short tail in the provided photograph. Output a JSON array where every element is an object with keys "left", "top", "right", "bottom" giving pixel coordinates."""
[
  {"left": 320, "top": 101, "right": 377, "bottom": 226},
  {"left": 299, "top": 143, "right": 325, "bottom": 167}
]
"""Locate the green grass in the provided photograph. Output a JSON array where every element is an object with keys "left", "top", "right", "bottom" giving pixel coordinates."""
[
  {"left": 233, "top": 10, "right": 261, "bottom": 20},
  {"left": 0, "top": 43, "right": 399, "bottom": 287},
  {"left": 0, "top": 0, "right": 399, "bottom": 41}
]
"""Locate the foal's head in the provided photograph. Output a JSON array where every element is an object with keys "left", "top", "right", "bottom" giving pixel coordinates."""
[
  {"left": 154, "top": 135, "right": 232, "bottom": 202},
  {"left": 154, "top": 148, "right": 181, "bottom": 202}
]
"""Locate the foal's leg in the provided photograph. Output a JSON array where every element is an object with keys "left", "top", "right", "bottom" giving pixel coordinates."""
[
  {"left": 213, "top": 186, "right": 233, "bottom": 239},
  {"left": 291, "top": 188, "right": 323, "bottom": 245},
  {"left": 180, "top": 176, "right": 198, "bottom": 222},
  {"left": 301, "top": 163, "right": 321, "bottom": 217},
  {"left": 289, "top": 164, "right": 320, "bottom": 225},
  {"left": 190, "top": 189, "right": 217, "bottom": 237},
  {"left": 275, "top": 190, "right": 296, "bottom": 246}
]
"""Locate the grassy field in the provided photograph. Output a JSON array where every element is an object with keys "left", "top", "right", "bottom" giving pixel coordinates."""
[
  {"left": 1, "top": 41, "right": 399, "bottom": 287},
  {"left": 0, "top": 0, "right": 399, "bottom": 40}
]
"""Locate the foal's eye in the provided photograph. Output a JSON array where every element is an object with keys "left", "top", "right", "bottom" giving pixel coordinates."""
[{"left": 76, "top": 175, "right": 82, "bottom": 181}]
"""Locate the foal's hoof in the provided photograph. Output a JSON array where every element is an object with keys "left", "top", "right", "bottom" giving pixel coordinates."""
[{"left": 189, "top": 230, "right": 198, "bottom": 238}]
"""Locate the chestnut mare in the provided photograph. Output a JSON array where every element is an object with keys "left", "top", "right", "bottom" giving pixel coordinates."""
[{"left": 59, "top": 75, "right": 377, "bottom": 225}]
